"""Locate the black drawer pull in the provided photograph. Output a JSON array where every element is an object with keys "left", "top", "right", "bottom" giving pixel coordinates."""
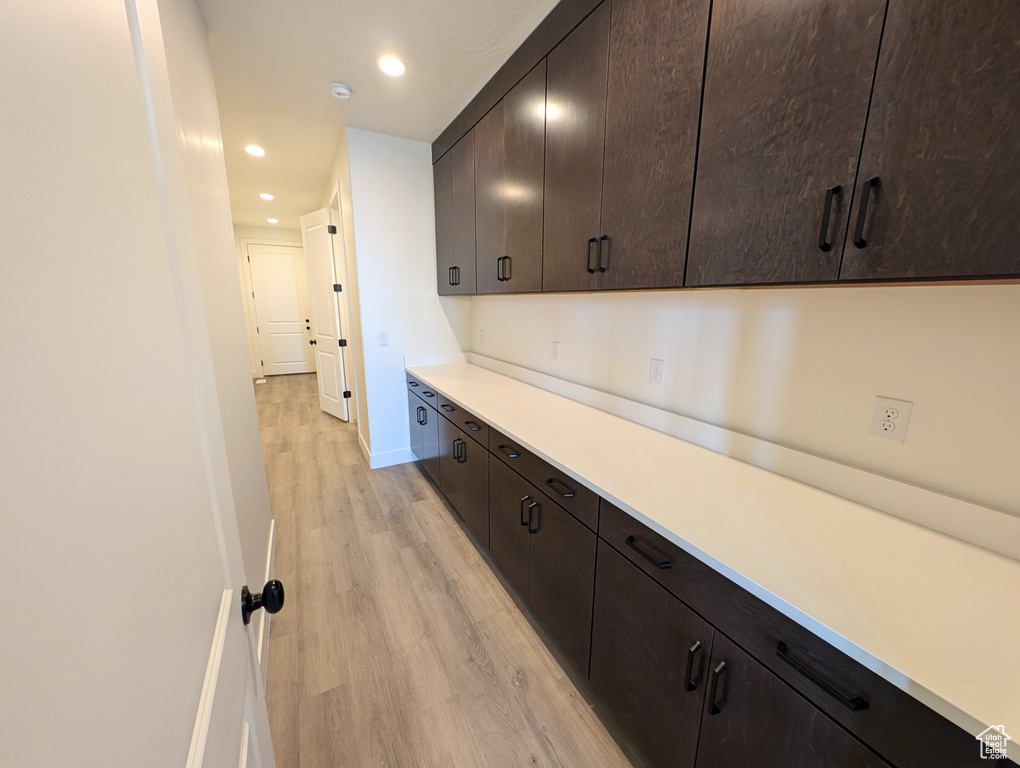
[
  {"left": 416, "top": 406, "right": 426, "bottom": 426},
  {"left": 441, "top": 403, "right": 455, "bottom": 412},
  {"left": 586, "top": 237, "right": 598, "bottom": 274},
  {"left": 817, "top": 184, "right": 841, "bottom": 252},
  {"left": 598, "top": 234, "right": 609, "bottom": 272},
  {"left": 409, "top": 381, "right": 419, "bottom": 388},
  {"left": 776, "top": 641, "right": 869, "bottom": 712},
  {"left": 707, "top": 660, "right": 728, "bottom": 715},
  {"left": 625, "top": 535, "right": 673, "bottom": 570},
  {"left": 463, "top": 420, "right": 481, "bottom": 432},
  {"left": 498, "top": 444, "right": 520, "bottom": 459},
  {"left": 684, "top": 640, "right": 703, "bottom": 692},
  {"left": 545, "top": 478, "right": 575, "bottom": 498},
  {"left": 423, "top": 391, "right": 435, "bottom": 398},
  {"left": 453, "top": 438, "right": 466, "bottom": 464},
  {"left": 520, "top": 496, "right": 531, "bottom": 526},
  {"left": 852, "top": 177, "right": 879, "bottom": 248},
  {"left": 527, "top": 502, "right": 541, "bottom": 534}
]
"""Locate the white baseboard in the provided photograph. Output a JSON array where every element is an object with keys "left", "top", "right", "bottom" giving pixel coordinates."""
[
  {"left": 368, "top": 446, "right": 415, "bottom": 469},
  {"left": 469, "top": 353, "right": 1020, "bottom": 561}
]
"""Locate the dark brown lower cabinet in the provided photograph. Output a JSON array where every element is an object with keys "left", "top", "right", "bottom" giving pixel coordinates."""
[
  {"left": 590, "top": 541, "right": 714, "bottom": 768},
  {"left": 527, "top": 487, "right": 597, "bottom": 673},
  {"left": 408, "top": 391, "right": 425, "bottom": 462},
  {"left": 697, "top": 634, "right": 891, "bottom": 768},
  {"left": 439, "top": 416, "right": 488, "bottom": 547},
  {"left": 408, "top": 391, "right": 441, "bottom": 485},
  {"left": 488, "top": 456, "right": 532, "bottom": 598}
]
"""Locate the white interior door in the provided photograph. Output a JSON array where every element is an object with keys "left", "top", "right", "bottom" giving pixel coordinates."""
[
  {"left": 301, "top": 208, "right": 350, "bottom": 421},
  {"left": 247, "top": 243, "right": 315, "bottom": 375},
  {"left": 0, "top": 1, "right": 276, "bottom": 766}
]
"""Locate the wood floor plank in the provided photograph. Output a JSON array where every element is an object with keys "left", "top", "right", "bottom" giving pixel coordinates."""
[{"left": 255, "top": 374, "right": 634, "bottom": 768}]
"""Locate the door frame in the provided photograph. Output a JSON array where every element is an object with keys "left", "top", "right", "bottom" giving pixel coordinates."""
[{"left": 236, "top": 232, "right": 306, "bottom": 379}]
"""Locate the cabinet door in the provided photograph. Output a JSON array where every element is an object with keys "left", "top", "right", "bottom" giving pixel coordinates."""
[
  {"left": 451, "top": 132, "right": 477, "bottom": 294},
  {"left": 487, "top": 456, "right": 531, "bottom": 598},
  {"left": 686, "top": 0, "right": 885, "bottom": 286},
  {"left": 697, "top": 635, "right": 891, "bottom": 768},
  {"left": 542, "top": 1, "right": 611, "bottom": 293},
  {"left": 527, "top": 491, "right": 597, "bottom": 673},
  {"left": 597, "top": 0, "right": 711, "bottom": 290},
  {"left": 439, "top": 415, "right": 463, "bottom": 510},
  {"left": 475, "top": 62, "right": 547, "bottom": 295},
  {"left": 421, "top": 403, "right": 441, "bottom": 485},
  {"left": 840, "top": 1, "right": 1020, "bottom": 281},
  {"left": 458, "top": 426, "right": 489, "bottom": 547},
  {"left": 590, "top": 541, "right": 714, "bottom": 768},
  {"left": 434, "top": 151, "right": 456, "bottom": 295},
  {"left": 407, "top": 391, "right": 425, "bottom": 462}
]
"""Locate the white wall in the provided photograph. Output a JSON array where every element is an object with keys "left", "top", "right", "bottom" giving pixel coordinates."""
[
  {"left": 343, "top": 128, "right": 470, "bottom": 466},
  {"left": 234, "top": 225, "right": 303, "bottom": 377},
  {"left": 472, "top": 285, "right": 1020, "bottom": 522},
  {"left": 159, "top": 0, "right": 273, "bottom": 587}
]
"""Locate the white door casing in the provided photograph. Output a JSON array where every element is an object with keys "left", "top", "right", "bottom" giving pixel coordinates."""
[
  {"left": 0, "top": 1, "right": 276, "bottom": 766},
  {"left": 247, "top": 243, "right": 315, "bottom": 376},
  {"left": 301, "top": 208, "right": 350, "bottom": 421}
]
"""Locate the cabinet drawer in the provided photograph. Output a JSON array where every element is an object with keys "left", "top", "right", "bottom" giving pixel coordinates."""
[
  {"left": 490, "top": 428, "right": 599, "bottom": 532},
  {"left": 437, "top": 396, "right": 488, "bottom": 447},
  {"left": 598, "top": 500, "right": 985, "bottom": 768},
  {"left": 407, "top": 374, "right": 439, "bottom": 406}
]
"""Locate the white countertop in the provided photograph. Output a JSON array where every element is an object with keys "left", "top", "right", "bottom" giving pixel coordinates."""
[{"left": 407, "top": 362, "right": 1020, "bottom": 753}]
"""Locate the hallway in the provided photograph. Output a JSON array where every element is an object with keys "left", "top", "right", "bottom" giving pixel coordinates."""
[{"left": 255, "top": 374, "right": 636, "bottom": 767}]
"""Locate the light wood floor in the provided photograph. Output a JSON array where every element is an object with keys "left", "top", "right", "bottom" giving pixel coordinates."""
[{"left": 255, "top": 374, "right": 638, "bottom": 768}]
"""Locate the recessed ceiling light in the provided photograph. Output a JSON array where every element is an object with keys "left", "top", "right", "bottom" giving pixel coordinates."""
[
  {"left": 259, "top": 193, "right": 274, "bottom": 200},
  {"left": 267, "top": 218, "right": 278, "bottom": 224},
  {"left": 379, "top": 56, "right": 406, "bottom": 77},
  {"left": 245, "top": 145, "right": 266, "bottom": 157}
]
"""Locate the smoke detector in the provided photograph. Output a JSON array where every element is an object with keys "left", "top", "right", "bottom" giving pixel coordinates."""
[{"left": 329, "top": 83, "right": 352, "bottom": 101}]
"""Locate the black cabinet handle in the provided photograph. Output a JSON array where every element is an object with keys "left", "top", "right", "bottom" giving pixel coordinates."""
[
  {"left": 586, "top": 237, "right": 598, "bottom": 274},
  {"left": 463, "top": 420, "right": 481, "bottom": 432},
  {"left": 498, "top": 444, "right": 519, "bottom": 459},
  {"left": 852, "top": 177, "right": 879, "bottom": 248},
  {"left": 707, "top": 660, "right": 728, "bottom": 715},
  {"left": 409, "top": 381, "right": 419, "bottom": 388},
  {"left": 496, "top": 256, "right": 505, "bottom": 282},
  {"left": 449, "top": 266, "right": 460, "bottom": 286},
  {"left": 776, "top": 641, "right": 869, "bottom": 711},
  {"left": 527, "top": 501, "right": 540, "bottom": 534},
  {"left": 545, "top": 478, "right": 575, "bottom": 499},
  {"left": 684, "top": 640, "right": 703, "bottom": 692},
  {"left": 598, "top": 234, "right": 609, "bottom": 272},
  {"left": 817, "top": 185, "right": 841, "bottom": 252},
  {"left": 423, "top": 391, "right": 435, "bottom": 398},
  {"left": 441, "top": 403, "right": 455, "bottom": 412},
  {"left": 503, "top": 255, "right": 511, "bottom": 281},
  {"left": 520, "top": 495, "right": 531, "bottom": 526},
  {"left": 416, "top": 406, "right": 426, "bottom": 426},
  {"left": 453, "top": 438, "right": 466, "bottom": 464},
  {"left": 625, "top": 535, "right": 673, "bottom": 569}
]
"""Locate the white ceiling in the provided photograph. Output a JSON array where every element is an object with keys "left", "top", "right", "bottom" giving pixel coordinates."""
[{"left": 196, "top": 0, "right": 560, "bottom": 230}]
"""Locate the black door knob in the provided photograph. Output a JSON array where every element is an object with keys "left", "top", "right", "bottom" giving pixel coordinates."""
[
  {"left": 240, "top": 579, "right": 285, "bottom": 625},
  {"left": 309, "top": 339, "right": 317, "bottom": 345}
]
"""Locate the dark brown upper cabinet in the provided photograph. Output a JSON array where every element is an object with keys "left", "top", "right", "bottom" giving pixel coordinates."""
[
  {"left": 840, "top": 1, "right": 1020, "bottom": 281},
  {"left": 436, "top": 132, "right": 477, "bottom": 295},
  {"left": 686, "top": 0, "right": 886, "bottom": 287},
  {"left": 597, "top": 0, "right": 711, "bottom": 290},
  {"left": 475, "top": 62, "right": 547, "bottom": 294},
  {"left": 542, "top": 1, "right": 611, "bottom": 292}
]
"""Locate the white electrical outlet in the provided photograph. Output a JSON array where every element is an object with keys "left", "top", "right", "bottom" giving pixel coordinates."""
[
  {"left": 649, "top": 359, "right": 665, "bottom": 386},
  {"left": 869, "top": 396, "right": 912, "bottom": 443},
  {"left": 551, "top": 341, "right": 560, "bottom": 361},
  {"left": 378, "top": 331, "right": 389, "bottom": 346}
]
